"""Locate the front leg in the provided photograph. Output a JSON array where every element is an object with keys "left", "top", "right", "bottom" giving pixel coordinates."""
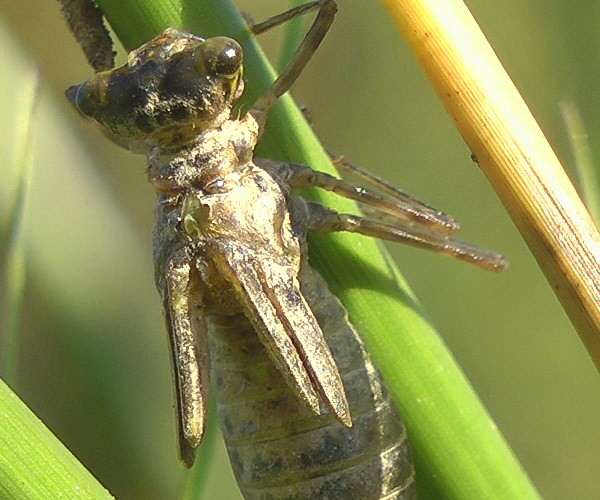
[{"left": 250, "top": 0, "right": 337, "bottom": 123}]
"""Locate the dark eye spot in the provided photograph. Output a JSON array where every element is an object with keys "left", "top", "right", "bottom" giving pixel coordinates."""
[
  {"left": 202, "top": 37, "right": 242, "bottom": 78},
  {"left": 214, "top": 43, "right": 242, "bottom": 76}
]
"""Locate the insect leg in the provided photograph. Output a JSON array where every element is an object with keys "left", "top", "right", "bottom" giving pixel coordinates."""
[
  {"left": 304, "top": 201, "right": 508, "bottom": 271},
  {"left": 163, "top": 253, "right": 209, "bottom": 467},
  {"left": 251, "top": 0, "right": 337, "bottom": 119},
  {"left": 58, "top": 0, "right": 115, "bottom": 71},
  {"left": 249, "top": 1, "right": 323, "bottom": 35},
  {"left": 259, "top": 158, "right": 459, "bottom": 233},
  {"left": 330, "top": 153, "right": 461, "bottom": 230},
  {"left": 290, "top": 99, "right": 463, "bottom": 232}
]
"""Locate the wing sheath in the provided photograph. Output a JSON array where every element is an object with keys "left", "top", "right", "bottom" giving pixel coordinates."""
[
  {"left": 214, "top": 243, "right": 351, "bottom": 426},
  {"left": 164, "top": 256, "right": 209, "bottom": 466}
]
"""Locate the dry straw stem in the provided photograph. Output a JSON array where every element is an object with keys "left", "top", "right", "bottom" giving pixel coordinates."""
[{"left": 382, "top": 0, "right": 600, "bottom": 369}]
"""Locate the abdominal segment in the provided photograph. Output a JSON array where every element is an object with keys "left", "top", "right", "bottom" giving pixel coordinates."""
[{"left": 208, "top": 263, "right": 416, "bottom": 500}]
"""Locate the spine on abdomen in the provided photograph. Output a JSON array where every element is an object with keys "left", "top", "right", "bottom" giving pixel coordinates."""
[{"left": 208, "top": 264, "right": 416, "bottom": 499}]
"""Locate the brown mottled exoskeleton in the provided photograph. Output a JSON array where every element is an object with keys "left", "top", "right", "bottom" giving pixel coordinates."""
[{"left": 65, "top": 1, "right": 506, "bottom": 498}]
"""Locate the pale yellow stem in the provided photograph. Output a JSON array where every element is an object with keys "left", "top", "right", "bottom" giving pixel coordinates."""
[{"left": 381, "top": 0, "right": 600, "bottom": 369}]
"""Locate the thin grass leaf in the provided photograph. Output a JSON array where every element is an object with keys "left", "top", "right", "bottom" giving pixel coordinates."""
[
  {"left": 0, "top": 23, "right": 117, "bottom": 498},
  {"left": 0, "top": 66, "right": 38, "bottom": 384},
  {"left": 0, "top": 378, "right": 113, "bottom": 499},
  {"left": 560, "top": 100, "right": 600, "bottom": 225}
]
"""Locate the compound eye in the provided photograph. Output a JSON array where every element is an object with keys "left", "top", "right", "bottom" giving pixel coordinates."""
[{"left": 201, "top": 37, "right": 243, "bottom": 78}]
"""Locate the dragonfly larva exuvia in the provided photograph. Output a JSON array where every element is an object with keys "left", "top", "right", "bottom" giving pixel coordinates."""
[{"left": 65, "top": 1, "right": 507, "bottom": 498}]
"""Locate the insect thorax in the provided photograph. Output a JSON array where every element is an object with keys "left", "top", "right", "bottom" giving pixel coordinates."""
[
  {"left": 146, "top": 114, "right": 261, "bottom": 195},
  {"left": 149, "top": 111, "right": 303, "bottom": 317}
]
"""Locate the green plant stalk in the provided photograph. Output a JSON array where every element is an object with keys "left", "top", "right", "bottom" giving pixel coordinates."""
[
  {"left": 90, "top": 0, "right": 539, "bottom": 498},
  {"left": 560, "top": 100, "right": 600, "bottom": 224},
  {"left": 0, "top": 27, "right": 111, "bottom": 500},
  {"left": 0, "top": 67, "right": 38, "bottom": 384},
  {"left": 0, "top": 379, "right": 113, "bottom": 499}
]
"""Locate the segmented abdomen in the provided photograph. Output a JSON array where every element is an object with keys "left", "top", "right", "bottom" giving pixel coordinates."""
[{"left": 208, "top": 263, "right": 416, "bottom": 499}]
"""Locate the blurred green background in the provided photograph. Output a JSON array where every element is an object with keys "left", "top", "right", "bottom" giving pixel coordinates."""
[{"left": 1, "top": 0, "right": 600, "bottom": 498}]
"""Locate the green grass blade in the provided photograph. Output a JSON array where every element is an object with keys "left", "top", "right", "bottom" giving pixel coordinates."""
[
  {"left": 560, "top": 100, "right": 600, "bottom": 224},
  {"left": 85, "top": 1, "right": 539, "bottom": 497},
  {"left": 0, "top": 66, "right": 38, "bottom": 384},
  {"left": 0, "top": 22, "right": 116, "bottom": 499},
  {"left": 0, "top": 379, "right": 113, "bottom": 499}
]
